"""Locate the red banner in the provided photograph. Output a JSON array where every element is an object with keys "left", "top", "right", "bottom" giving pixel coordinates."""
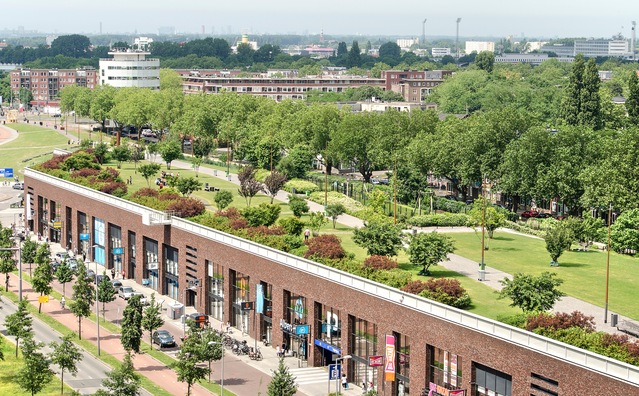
[
  {"left": 385, "top": 335, "right": 395, "bottom": 381},
  {"left": 369, "top": 356, "right": 383, "bottom": 367}
]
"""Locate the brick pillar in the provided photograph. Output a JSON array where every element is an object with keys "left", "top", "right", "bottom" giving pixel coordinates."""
[
  {"left": 271, "top": 286, "right": 286, "bottom": 353},
  {"left": 409, "top": 340, "right": 426, "bottom": 394},
  {"left": 311, "top": 302, "right": 322, "bottom": 367},
  {"left": 135, "top": 232, "right": 144, "bottom": 282},
  {"left": 223, "top": 267, "right": 233, "bottom": 327}
]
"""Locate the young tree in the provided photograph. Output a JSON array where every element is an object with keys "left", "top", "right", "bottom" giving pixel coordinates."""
[
  {"left": 141, "top": 293, "right": 164, "bottom": 351},
  {"left": 4, "top": 298, "right": 33, "bottom": 357},
  {"left": 112, "top": 145, "right": 131, "bottom": 169},
  {"left": 627, "top": 70, "right": 639, "bottom": 125},
  {"left": 175, "top": 322, "right": 209, "bottom": 396},
  {"left": 406, "top": 231, "right": 456, "bottom": 276},
  {"left": 129, "top": 146, "right": 144, "bottom": 173},
  {"left": 21, "top": 239, "right": 38, "bottom": 277},
  {"left": 353, "top": 221, "right": 404, "bottom": 257},
  {"left": 237, "top": 165, "right": 262, "bottom": 207},
  {"left": 0, "top": 226, "right": 16, "bottom": 292},
  {"left": 213, "top": 190, "right": 234, "bottom": 211},
  {"left": 138, "top": 163, "right": 162, "bottom": 188},
  {"left": 56, "top": 260, "right": 74, "bottom": 297},
  {"left": 121, "top": 295, "right": 144, "bottom": 354},
  {"left": 97, "top": 271, "right": 117, "bottom": 320},
  {"left": 560, "top": 53, "right": 585, "bottom": 126},
  {"left": 544, "top": 226, "right": 572, "bottom": 265},
  {"left": 267, "top": 357, "right": 298, "bottom": 396},
  {"left": 498, "top": 272, "right": 566, "bottom": 313},
  {"left": 288, "top": 194, "right": 310, "bottom": 218},
  {"left": 347, "top": 40, "right": 361, "bottom": 68},
  {"left": 69, "top": 261, "right": 94, "bottom": 340},
  {"left": 159, "top": 139, "right": 182, "bottom": 170},
  {"left": 48, "top": 334, "right": 83, "bottom": 396},
  {"left": 93, "top": 142, "right": 109, "bottom": 164},
  {"left": 325, "top": 203, "right": 346, "bottom": 229},
  {"left": 16, "top": 337, "right": 54, "bottom": 396},
  {"left": 262, "top": 171, "right": 288, "bottom": 204},
  {"left": 175, "top": 177, "right": 203, "bottom": 197},
  {"left": 307, "top": 211, "right": 328, "bottom": 235},
  {"left": 192, "top": 157, "right": 203, "bottom": 177},
  {"left": 468, "top": 198, "right": 505, "bottom": 249},
  {"left": 200, "top": 329, "right": 223, "bottom": 384},
  {"left": 94, "top": 352, "right": 141, "bottom": 396},
  {"left": 32, "top": 243, "right": 53, "bottom": 314}
]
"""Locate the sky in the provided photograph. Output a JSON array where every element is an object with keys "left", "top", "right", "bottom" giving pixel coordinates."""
[{"left": 1, "top": 0, "right": 638, "bottom": 40}]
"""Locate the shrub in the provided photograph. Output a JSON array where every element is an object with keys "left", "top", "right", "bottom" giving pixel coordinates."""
[
  {"left": 367, "top": 268, "right": 413, "bottom": 289},
  {"left": 363, "top": 255, "right": 399, "bottom": 271},
  {"left": 496, "top": 313, "right": 528, "bottom": 329},
  {"left": 215, "top": 207, "right": 242, "bottom": 221},
  {"left": 158, "top": 193, "right": 181, "bottom": 201},
  {"left": 304, "top": 234, "right": 346, "bottom": 260},
  {"left": 132, "top": 188, "right": 159, "bottom": 199},
  {"left": 242, "top": 203, "right": 282, "bottom": 227},
  {"left": 283, "top": 179, "right": 319, "bottom": 193},
  {"left": 97, "top": 167, "right": 120, "bottom": 181},
  {"left": 279, "top": 217, "right": 306, "bottom": 236},
  {"left": 407, "top": 214, "right": 471, "bottom": 227},
  {"left": 525, "top": 311, "right": 596, "bottom": 333},
  {"left": 283, "top": 234, "right": 304, "bottom": 250},
  {"left": 100, "top": 181, "right": 127, "bottom": 196},
  {"left": 230, "top": 219, "right": 248, "bottom": 230},
  {"left": 40, "top": 153, "right": 72, "bottom": 170},
  {"left": 70, "top": 168, "right": 100, "bottom": 178},
  {"left": 247, "top": 225, "right": 286, "bottom": 237},
  {"left": 308, "top": 191, "right": 365, "bottom": 215},
  {"left": 166, "top": 198, "right": 206, "bottom": 218},
  {"left": 288, "top": 194, "right": 310, "bottom": 217},
  {"left": 401, "top": 280, "right": 428, "bottom": 294},
  {"left": 416, "top": 278, "right": 472, "bottom": 309}
]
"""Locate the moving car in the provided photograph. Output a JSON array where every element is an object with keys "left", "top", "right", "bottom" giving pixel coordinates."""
[
  {"left": 521, "top": 210, "right": 540, "bottom": 218},
  {"left": 109, "top": 279, "right": 123, "bottom": 290},
  {"left": 152, "top": 330, "right": 176, "bottom": 348},
  {"left": 94, "top": 274, "right": 110, "bottom": 284},
  {"left": 118, "top": 286, "right": 146, "bottom": 303}
]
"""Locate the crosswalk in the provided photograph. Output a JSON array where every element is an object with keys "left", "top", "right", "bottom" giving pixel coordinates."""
[{"left": 289, "top": 367, "right": 329, "bottom": 385}]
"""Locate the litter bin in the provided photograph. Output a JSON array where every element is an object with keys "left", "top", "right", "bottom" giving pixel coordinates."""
[
  {"left": 291, "top": 187, "right": 296, "bottom": 194},
  {"left": 214, "top": 169, "right": 217, "bottom": 176},
  {"left": 611, "top": 313, "right": 618, "bottom": 327},
  {"left": 167, "top": 302, "right": 184, "bottom": 320}
]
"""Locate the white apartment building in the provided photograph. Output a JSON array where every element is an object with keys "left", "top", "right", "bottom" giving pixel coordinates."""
[
  {"left": 99, "top": 49, "right": 160, "bottom": 89},
  {"left": 465, "top": 41, "right": 495, "bottom": 54},
  {"left": 397, "top": 38, "right": 419, "bottom": 48},
  {"left": 134, "top": 37, "right": 154, "bottom": 50},
  {"left": 431, "top": 48, "right": 451, "bottom": 57}
]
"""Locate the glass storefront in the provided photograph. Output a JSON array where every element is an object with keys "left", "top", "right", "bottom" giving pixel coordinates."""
[
  {"left": 231, "top": 271, "right": 250, "bottom": 332},
  {"left": 164, "top": 246, "right": 179, "bottom": 300},
  {"left": 129, "top": 232, "right": 136, "bottom": 281},
  {"left": 259, "top": 282, "right": 273, "bottom": 344},
  {"left": 78, "top": 212, "right": 89, "bottom": 258},
  {"left": 93, "top": 217, "right": 106, "bottom": 265},
  {"left": 349, "top": 316, "right": 377, "bottom": 390},
  {"left": 316, "top": 303, "right": 341, "bottom": 366},
  {"left": 109, "top": 224, "right": 122, "bottom": 273},
  {"left": 281, "top": 291, "right": 308, "bottom": 360},
  {"left": 51, "top": 202, "right": 61, "bottom": 243},
  {"left": 144, "top": 237, "right": 159, "bottom": 291},
  {"left": 429, "top": 346, "right": 463, "bottom": 393},
  {"left": 396, "top": 333, "right": 410, "bottom": 395},
  {"left": 208, "top": 260, "right": 224, "bottom": 322}
]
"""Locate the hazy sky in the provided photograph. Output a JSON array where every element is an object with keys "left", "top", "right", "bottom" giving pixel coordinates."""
[{"left": 2, "top": 0, "right": 638, "bottom": 39}]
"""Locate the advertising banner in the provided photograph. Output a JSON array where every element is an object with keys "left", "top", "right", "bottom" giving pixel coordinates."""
[
  {"left": 369, "top": 356, "right": 383, "bottom": 366},
  {"left": 444, "top": 351, "right": 449, "bottom": 384},
  {"left": 0, "top": 168, "right": 14, "bottom": 178},
  {"left": 26, "top": 194, "right": 32, "bottom": 221},
  {"left": 451, "top": 354, "right": 458, "bottom": 387},
  {"left": 385, "top": 335, "right": 395, "bottom": 382},
  {"left": 256, "top": 284, "right": 264, "bottom": 314}
]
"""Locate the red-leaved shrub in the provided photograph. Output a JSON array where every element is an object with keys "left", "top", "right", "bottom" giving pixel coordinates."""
[
  {"left": 40, "top": 153, "right": 72, "bottom": 170},
  {"left": 247, "top": 226, "right": 286, "bottom": 237},
  {"left": 304, "top": 234, "right": 345, "bottom": 260},
  {"left": 71, "top": 168, "right": 100, "bottom": 178},
  {"left": 364, "top": 255, "right": 399, "bottom": 270},
  {"left": 100, "top": 181, "right": 127, "bottom": 195},
  {"left": 525, "top": 311, "right": 596, "bottom": 333},
  {"left": 166, "top": 198, "right": 206, "bottom": 218},
  {"left": 98, "top": 167, "right": 120, "bottom": 180},
  {"left": 132, "top": 188, "right": 159, "bottom": 199},
  {"left": 159, "top": 193, "right": 181, "bottom": 201},
  {"left": 230, "top": 219, "right": 249, "bottom": 230},
  {"left": 401, "top": 280, "right": 429, "bottom": 294},
  {"left": 424, "top": 278, "right": 465, "bottom": 299},
  {"left": 215, "top": 207, "right": 242, "bottom": 221}
]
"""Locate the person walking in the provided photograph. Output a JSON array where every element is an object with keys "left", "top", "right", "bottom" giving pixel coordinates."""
[
  {"left": 342, "top": 373, "right": 347, "bottom": 389},
  {"left": 121, "top": 269, "right": 125, "bottom": 279},
  {"left": 241, "top": 322, "right": 246, "bottom": 337},
  {"left": 111, "top": 268, "right": 115, "bottom": 279},
  {"left": 304, "top": 228, "right": 310, "bottom": 241},
  {"left": 60, "top": 296, "right": 65, "bottom": 310}
]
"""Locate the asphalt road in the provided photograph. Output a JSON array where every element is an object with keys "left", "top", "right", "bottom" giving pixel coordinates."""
[{"left": 0, "top": 296, "right": 155, "bottom": 396}]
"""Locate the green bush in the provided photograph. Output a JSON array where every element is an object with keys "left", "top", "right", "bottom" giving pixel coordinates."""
[
  {"left": 367, "top": 268, "right": 413, "bottom": 289},
  {"left": 279, "top": 216, "right": 306, "bottom": 236},
  {"left": 283, "top": 234, "right": 304, "bottom": 250},
  {"left": 288, "top": 194, "right": 310, "bottom": 217},
  {"left": 407, "top": 213, "right": 471, "bottom": 227},
  {"left": 496, "top": 313, "right": 528, "bottom": 328},
  {"left": 242, "top": 203, "right": 282, "bottom": 227},
  {"left": 308, "top": 191, "right": 365, "bottom": 215},
  {"left": 283, "top": 179, "right": 319, "bottom": 193}
]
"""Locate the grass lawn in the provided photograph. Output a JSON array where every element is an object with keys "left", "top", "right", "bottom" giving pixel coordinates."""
[
  {"left": 444, "top": 231, "right": 639, "bottom": 321},
  {"left": 0, "top": 335, "right": 76, "bottom": 396},
  {"left": 0, "top": 123, "right": 73, "bottom": 181}
]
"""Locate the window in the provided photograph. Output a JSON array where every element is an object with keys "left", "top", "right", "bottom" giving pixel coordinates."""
[
  {"left": 474, "top": 363, "right": 511, "bottom": 396},
  {"left": 429, "top": 345, "right": 463, "bottom": 392},
  {"left": 349, "top": 316, "right": 377, "bottom": 388},
  {"left": 233, "top": 271, "right": 250, "bottom": 304},
  {"left": 164, "top": 246, "right": 178, "bottom": 276},
  {"left": 318, "top": 303, "right": 341, "bottom": 348}
]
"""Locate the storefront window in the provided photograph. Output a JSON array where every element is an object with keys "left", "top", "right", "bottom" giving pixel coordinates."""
[
  {"left": 280, "top": 291, "right": 308, "bottom": 360},
  {"left": 164, "top": 246, "right": 179, "bottom": 300},
  {"left": 259, "top": 282, "right": 273, "bottom": 344},
  {"left": 144, "top": 237, "right": 158, "bottom": 291},
  {"left": 349, "top": 316, "right": 377, "bottom": 390},
  {"left": 207, "top": 260, "right": 224, "bottom": 321},
  {"left": 109, "top": 224, "right": 122, "bottom": 273},
  {"left": 231, "top": 271, "right": 250, "bottom": 332},
  {"left": 93, "top": 217, "right": 106, "bottom": 265},
  {"left": 318, "top": 304, "right": 341, "bottom": 349},
  {"left": 429, "top": 346, "right": 463, "bottom": 394},
  {"left": 129, "top": 232, "right": 136, "bottom": 280},
  {"left": 474, "top": 364, "right": 511, "bottom": 396}
]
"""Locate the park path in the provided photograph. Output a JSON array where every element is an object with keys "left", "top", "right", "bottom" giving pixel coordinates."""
[{"left": 0, "top": 124, "right": 19, "bottom": 146}]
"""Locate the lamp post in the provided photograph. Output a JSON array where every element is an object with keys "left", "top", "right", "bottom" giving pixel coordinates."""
[
  {"left": 478, "top": 177, "right": 487, "bottom": 281},
  {"left": 335, "top": 355, "right": 352, "bottom": 394},
  {"left": 604, "top": 203, "right": 612, "bottom": 323},
  {"left": 89, "top": 244, "right": 101, "bottom": 355},
  {"left": 208, "top": 341, "right": 224, "bottom": 396}
]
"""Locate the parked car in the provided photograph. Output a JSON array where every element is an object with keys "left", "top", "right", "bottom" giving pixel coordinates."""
[
  {"left": 51, "top": 261, "right": 60, "bottom": 273},
  {"left": 92, "top": 126, "right": 101, "bottom": 131},
  {"left": 94, "top": 274, "right": 110, "bottom": 284},
  {"left": 86, "top": 269, "right": 96, "bottom": 279},
  {"left": 54, "top": 252, "right": 71, "bottom": 263},
  {"left": 521, "top": 210, "right": 540, "bottom": 218},
  {"left": 152, "top": 330, "right": 176, "bottom": 348},
  {"left": 109, "top": 279, "right": 123, "bottom": 290},
  {"left": 52, "top": 114, "right": 61, "bottom": 117},
  {"left": 465, "top": 199, "right": 475, "bottom": 205},
  {"left": 183, "top": 140, "right": 192, "bottom": 146},
  {"left": 443, "top": 194, "right": 458, "bottom": 201},
  {"left": 12, "top": 182, "right": 24, "bottom": 190},
  {"left": 536, "top": 213, "right": 552, "bottom": 219},
  {"left": 118, "top": 286, "right": 146, "bottom": 303},
  {"left": 142, "top": 129, "right": 156, "bottom": 138},
  {"left": 67, "top": 259, "right": 78, "bottom": 270},
  {"left": 554, "top": 215, "right": 567, "bottom": 221}
]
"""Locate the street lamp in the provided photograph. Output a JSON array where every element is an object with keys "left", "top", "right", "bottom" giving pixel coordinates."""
[
  {"left": 208, "top": 341, "right": 224, "bottom": 395},
  {"left": 89, "top": 244, "right": 101, "bottom": 356},
  {"left": 334, "top": 355, "right": 352, "bottom": 394}
]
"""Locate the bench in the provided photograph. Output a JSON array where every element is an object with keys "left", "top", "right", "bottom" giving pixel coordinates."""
[
  {"left": 617, "top": 320, "right": 639, "bottom": 338},
  {"left": 204, "top": 183, "right": 220, "bottom": 192}
]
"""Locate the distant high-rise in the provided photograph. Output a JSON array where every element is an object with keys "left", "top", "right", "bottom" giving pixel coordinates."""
[
  {"left": 100, "top": 22, "right": 102, "bottom": 35},
  {"left": 211, "top": 26, "right": 215, "bottom": 35},
  {"left": 202, "top": 25, "right": 205, "bottom": 34},
  {"left": 320, "top": 29, "right": 325, "bottom": 43},
  {"left": 158, "top": 26, "right": 175, "bottom": 36},
  {"left": 227, "top": 25, "right": 232, "bottom": 35}
]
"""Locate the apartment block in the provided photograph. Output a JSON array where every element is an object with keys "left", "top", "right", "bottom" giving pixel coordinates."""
[{"left": 10, "top": 67, "right": 98, "bottom": 104}]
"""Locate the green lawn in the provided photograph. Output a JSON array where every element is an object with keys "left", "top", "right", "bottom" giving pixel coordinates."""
[
  {"left": 444, "top": 231, "right": 639, "bottom": 321},
  {"left": 0, "top": 335, "right": 76, "bottom": 396}
]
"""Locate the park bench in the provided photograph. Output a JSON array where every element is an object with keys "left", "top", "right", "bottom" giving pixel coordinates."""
[
  {"left": 617, "top": 320, "right": 639, "bottom": 338},
  {"left": 204, "top": 183, "right": 220, "bottom": 192}
]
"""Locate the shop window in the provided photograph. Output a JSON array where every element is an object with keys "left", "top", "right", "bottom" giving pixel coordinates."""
[
  {"left": 474, "top": 363, "right": 511, "bottom": 396},
  {"left": 318, "top": 303, "right": 340, "bottom": 349},
  {"left": 349, "top": 316, "right": 378, "bottom": 390},
  {"left": 144, "top": 237, "right": 159, "bottom": 291},
  {"left": 429, "top": 345, "right": 463, "bottom": 393}
]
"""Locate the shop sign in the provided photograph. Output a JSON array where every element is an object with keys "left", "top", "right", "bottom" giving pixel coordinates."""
[
  {"left": 368, "top": 356, "right": 383, "bottom": 367},
  {"left": 314, "top": 338, "right": 341, "bottom": 355},
  {"left": 53, "top": 221, "right": 62, "bottom": 228},
  {"left": 80, "top": 233, "right": 90, "bottom": 240},
  {"left": 385, "top": 335, "right": 395, "bottom": 382},
  {"left": 241, "top": 301, "right": 254, "bottom": 310},
  {"left": 113, "top": 247, "right": 123, "bottom": 255},
  {"left": 428, "top": 383, "right": 466, "bottom": 396},
  {"left": 296, "top": 325, "right": 309, "bottom": 335}
]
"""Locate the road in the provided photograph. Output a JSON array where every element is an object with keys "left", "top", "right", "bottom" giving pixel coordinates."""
[{"left": 0, "top": 295, "right": 153, "bottom": 396}]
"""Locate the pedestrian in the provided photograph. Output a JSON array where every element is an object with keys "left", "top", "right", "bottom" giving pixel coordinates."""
[
  {"left": 122, "top": 269, "right": 125, "bottom": 279},
  {"left": 221, "top": 321, "right": 225, "bottom": 333},
  {"left": 362, "top": 382, "right": 367, "bottom": 394},
  {"left": 342, "top": 373, "right": 347, "bottom": 389},
  {"left": 129, "top": 176, "right": 132, "bottom": 184},
  {"left": 82, "top": 251, "right": 86, "bottom": 261},
  {"left": 276, "top": 345, "right": 281, "bottom": 358},
  {"left": 111, "top": 268, "right": 115, "bottom": 279},
  {"left": 226, "top": 321, "right": 231, "bottom": 333},
  {"left": 60, "top": 296, "right": 65, "bottom": 309},
  {"left": 304, "top": 228, "right": 310, "bottom": 241},
  {"left": 241, "top": 322, "right": 246, "bottom": 336}
]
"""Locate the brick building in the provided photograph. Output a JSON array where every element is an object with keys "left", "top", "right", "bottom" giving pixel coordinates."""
[
  {"left": 381, "top": 70, "right": 452, "bottom": 102},
  {"left": 10, "top": 67, "right": 98, "bottom": 106},
  {"left": 24, "top": 167, "right": 639, "bottom": 396}
]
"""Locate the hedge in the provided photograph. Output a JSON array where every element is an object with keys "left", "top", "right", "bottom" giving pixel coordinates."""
[
  {"left": 308, "top": 191, "right": 365, "bottom": 215},
  {"left": 283, "top": 179, "right": 320, "bottom": 193},
  {"left": 407, "top": 213, "right": 471, "bottom": 227}
]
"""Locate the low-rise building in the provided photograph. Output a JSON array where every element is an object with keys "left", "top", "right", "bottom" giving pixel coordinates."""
[
  {"left": 99, "top": 49, "right": 160, "bottom": 89},
  {"left": 382, "top": 69, "right": 452, "bottom": 102},
  {"left": 465, "top": 41, "right": 495, "bottom": 54},
  {"left": 396, "top": 38, "right": 419, "bottom": 49},
  {"left": 494, "top": 53, "right": 574, "bottom": 65},
  {"left": 431, "top": 48, "right": 451, "bottom": 57}
]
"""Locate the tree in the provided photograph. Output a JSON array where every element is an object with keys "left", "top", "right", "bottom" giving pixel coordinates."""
[
  {"left": 213, "top": 190, "right": 234, "bottom": 211},
  {"left": 56, "top": 259, "right": 74, "bottom": 297},
  {"left": 4, "top": 298, "right": 33, "bottom": 357},
  {"left": 353, "top": 221, "right": 404, "bottom": 257},
  {"left": 93, "top": 142, "right": 109, "bottom": 164},
  {"left": 498, "top": 272, "right": 566, "bottom": 313},
  {"left": 262, "top": 171, "right": 288, "bottom": 204},
  {"left": 578, "top": 57, "right": 601, "bottom": 130},
  {"left": 138, "top": 163, "right": 161, "bottom": 188},
  {"left": 237, "top": 165, "right": 262, "bottom": 207},
  {"left": 347, "top": 41, "right": 361, "bottom": 68},
  {"left": 468, "top": 198, "right": 505, "bottom": 248},
  {"left": 560, "top": 53, "right": 585, "bottom": 126},
  {"left": 95, "top": 352, "right": 141, "bottom": 396},
  {"left": 129, "top": 146, "right": 144, "bottom": 173},
  {"left": 307, "top": 211, "right": 329, "bottom": 234},
  {"left": 267, "top": 357, "right": 298, "bottom": 396},
  {"left": 337, "top": 42, "right": 348, "bottom": 56},
  {"left": 544, "top": 226, "right": 572, "bottom": 264},
  {"left": 288, "top": 194, "right": 309, "bottom": 218},
  {"left": 159, "top": 68, "right": 183, "bottom": 91},
  {"left": 379, "top": 42, "right": 401, "bottom": 58},
  {"left": 48, "top": 334, "right": 83, "bottom": 396},
  {"left": 406, "top": 231, "right": 456, "bottom": 276},
  {"left": 112, "top": 145, "right": 131, "bottom": 169},
  {"left": 175, "top": 177, "right": 203, "bottom": 197},
  {"left": 51, "top": 34, "right": 91, "bottom": 58},
  {"left": 610, "top": 208, "right": 639, "bottom": 254},
  {"left": 441, "top": 55, "right": 456, "bottom": 65},
  {"left": 69, "top": 261, "right": 94, "bottom": 340},
  {"left": 121, "top": 295, "right": 144, "bottom": 354},
  {"left": 200, "top": 329, "right": 223, "bottom": 384},
  {"left": 21, "top": 239, "right": 38, "bottom": 277},
  {"left": 475, "top": 51, "right": 495, "bottom": 72},
  {"left": 627, "top": 70, "right": 639, "bottom": 124},
  {"left": 175, "top": 322, "right": 209, "bottom": 396},
  {"left": 159, "top": 140, "right": 182, "bottom": 170},
  {"left": 141, "top": 293, "right": 164, "bottom": 351},
  {"left": 0, "top": 236, "right": 16, "bottom": 292},
  {"left": 16, "top": 338, "right": 54, "bottom": 396},
  {"left": 32, "top": 243, "right": 54, "bottom": 314},
  {"left": 325, "top": 203, "right": 346, "bottom": 229},
  {"left": 97, "top": 271, "right": 117, "bottom": 320}
]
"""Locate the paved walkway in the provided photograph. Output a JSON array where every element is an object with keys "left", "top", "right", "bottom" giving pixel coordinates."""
[{"left": 0, "top": 124, "right": 19, "bottom": 146}]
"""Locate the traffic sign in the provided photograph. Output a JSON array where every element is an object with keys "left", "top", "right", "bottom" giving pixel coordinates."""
[
  {"left": 241, "top": 301, "right": 255, "bottom": 311},
  {"left": 329, "top": 364, "right": 341, "bottom": 380},
  {"left": 38, "top": 296, "right": 49, "bottom": 304},
  {"left": 113, "top": 247, "right": 123, "bottom": 255},
  {"left": 0, "top": 168, "right": 14, "bottom": 178}
]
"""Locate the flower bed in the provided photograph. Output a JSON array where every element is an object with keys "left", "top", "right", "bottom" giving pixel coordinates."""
[
  {"left": 308, "top": 191, "right": 365, "bottom": 215},
  {"left": 283, "top": 179, "right": 320, "bottom": 193}
]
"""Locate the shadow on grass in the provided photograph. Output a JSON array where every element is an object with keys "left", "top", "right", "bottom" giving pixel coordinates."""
[
  {"left": 492, "top": 236, "right": 515, "bottom": 242},
  {"left": 553, "top": 261, "right": 586, "bottom": 268}
]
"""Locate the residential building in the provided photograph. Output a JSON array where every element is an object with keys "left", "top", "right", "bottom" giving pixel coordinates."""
[
  {"left": 381, "top": 69, "right": 452, "bottom": 102},
  {"left": 431, "top": 47, "right": 451, "bottom": 57},
  {"left": 10, "top": 67, "right": 98, "bottom": 105},
  {"left": 304, "top": 47, "right": 334, "bottom": 58},
  {"left": 134, "top": 37, "right": 154, "bottom": 50},
  {"left": 494, "top": 53, "right": 574, "bottom": 65},
  {"left": 99, "top": 49, "right": 160, "bottom": 89},
  {"left": 465, "top": 41, "right": 495, "bottom": 54},
  {"left": 396, "top": 38, "right": 418, "bottom": 49},
  {"left": 360, "top": 101, "right": 436, "bottom": 112},
  {"left": 541, "top": 35, "right": 631, "bottom": 58}
]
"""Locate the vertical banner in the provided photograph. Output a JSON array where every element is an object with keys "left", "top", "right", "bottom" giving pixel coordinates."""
[
  {"left": 26, "top": 194, "right": 32, "bottom": 221},
  {"left": 256, "top": 284, "right": 264, "bottom": 314},
  {"left": 384, "top": 335, "right": 396, "bottom": 382},
  {"left": 451, "top": 354, "right": 458, "bottom": 387},
  {"left": 444, "top": 351, "right": 449, "bottom": 384}
]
